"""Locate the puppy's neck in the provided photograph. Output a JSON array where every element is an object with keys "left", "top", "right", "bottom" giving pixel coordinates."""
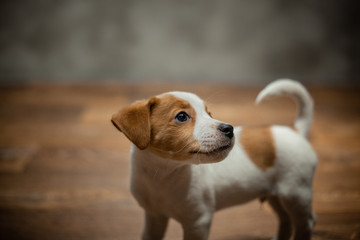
[{"left": 131, "top": 144, "right": 190, "bottom": 179}]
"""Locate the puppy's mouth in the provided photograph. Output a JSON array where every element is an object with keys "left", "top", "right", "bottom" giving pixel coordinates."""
[{"left": 190, "top": 143, "right": 232, "bottom": 155}]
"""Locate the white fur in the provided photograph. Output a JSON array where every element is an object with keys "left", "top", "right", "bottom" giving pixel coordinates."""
[
  {"left": 125, "top": 80, "right": 317, "bottom": 240},
  {"left": 256, "top": 79, "right": 314, "bottom": 137},
  {"left": 170, "top": 91, "right": 231, "bottom": 155}
]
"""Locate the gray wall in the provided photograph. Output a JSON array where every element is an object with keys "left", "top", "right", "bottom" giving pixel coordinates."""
[{"left": 0, "top": 0, "right": 358, "bottom": 85}]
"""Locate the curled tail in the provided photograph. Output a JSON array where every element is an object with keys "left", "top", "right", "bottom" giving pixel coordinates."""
[{"left": 255, "top": 79, "right": 314, "bottom": 138}]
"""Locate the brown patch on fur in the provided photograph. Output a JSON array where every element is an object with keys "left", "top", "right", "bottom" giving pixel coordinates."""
[
  {"left": 111, "top": 98, "right": 156, "bottom": 149},
  {"left": 148, "top": 94, "right": 200, "bottom": 161},
  {"left": 205, "top": 104, "right": 212, "bottom": 118},
  {"left": 112, "top": 93, "right": 201, "bottom": 161},
  {"left": 240, "top": 126, "right": 276, "bottom": 171}
]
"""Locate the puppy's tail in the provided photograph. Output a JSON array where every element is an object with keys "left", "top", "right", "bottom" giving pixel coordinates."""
[{"left": 255, "top": 79, "right": 314, "bottom": 138}]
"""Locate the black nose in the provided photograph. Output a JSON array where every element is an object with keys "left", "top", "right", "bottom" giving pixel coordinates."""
[{"left": 218, "top": 123, "right": 234, "bottom": 139}]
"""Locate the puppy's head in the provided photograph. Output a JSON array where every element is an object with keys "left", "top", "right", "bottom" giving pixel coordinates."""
[{"left": 111, "top": 92, "right": 234, "bottom": 163}]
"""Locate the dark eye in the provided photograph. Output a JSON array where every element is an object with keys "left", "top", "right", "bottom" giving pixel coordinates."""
[{"left": 175, "top": 112, "right": 190, "bottom": 123}]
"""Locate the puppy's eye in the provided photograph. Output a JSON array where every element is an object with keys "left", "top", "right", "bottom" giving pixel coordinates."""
[{"left": 175, "top": 112, "right": 190, "bottom": 123}]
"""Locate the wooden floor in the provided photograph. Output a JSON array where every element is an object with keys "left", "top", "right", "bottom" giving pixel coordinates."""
[{"left": 0, "top": 83, "right": 359, "bottom": 240}]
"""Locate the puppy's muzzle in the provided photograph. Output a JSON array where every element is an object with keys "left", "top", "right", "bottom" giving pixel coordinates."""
[{"left": 218, "top": 123, "right": 234, "bottom": 139}]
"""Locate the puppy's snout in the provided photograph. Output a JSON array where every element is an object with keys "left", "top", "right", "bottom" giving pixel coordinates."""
[{"left": 218, "top": 124, "right": 234, "bottom": 139}]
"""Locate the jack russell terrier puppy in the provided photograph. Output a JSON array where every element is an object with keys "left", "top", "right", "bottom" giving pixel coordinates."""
[{"left": 111, "top": 79, "right": 317, "bottom": 240}]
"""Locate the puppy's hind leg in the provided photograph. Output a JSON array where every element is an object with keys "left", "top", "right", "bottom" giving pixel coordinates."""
[
  {"left": 267, "top": 196, "right": 292, "bottom": 240},
  {"left": 279, "top": 188, "right": 316, "bottom": 240},
  {"left": 182, "top": 213, "right": 213, "bottom": 240},
  {"left": 142, "top": 211, "right": 169, "bottom": 240}
]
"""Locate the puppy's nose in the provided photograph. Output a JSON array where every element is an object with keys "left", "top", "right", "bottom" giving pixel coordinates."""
[{"left": 218, "top": 123, "right": 234, "bottom": 139}]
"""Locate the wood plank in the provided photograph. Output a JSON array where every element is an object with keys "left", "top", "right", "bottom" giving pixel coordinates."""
[{"left": 0, "top": 84, "right": 359, "bottom": 240}]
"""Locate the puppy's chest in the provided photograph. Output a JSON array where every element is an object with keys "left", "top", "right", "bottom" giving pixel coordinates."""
[{"left": 131, "top": 168, "right": 192, "bottom": 215}]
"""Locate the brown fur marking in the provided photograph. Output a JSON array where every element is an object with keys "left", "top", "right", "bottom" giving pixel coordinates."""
[
  {"left": 148, "top": 94, "right": 200, "bottom": 161},
  {"left": 240, "top": 126, "right": 276, "bottom": 171},
  {"left": 112, "top": 94, "right": 200, "bottom": 160},
  {"left": 111, "top": 99, "right": 155, "bottom": 150}
]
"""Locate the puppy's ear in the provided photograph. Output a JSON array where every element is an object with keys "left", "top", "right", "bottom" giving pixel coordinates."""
[{"left": 111, "top": 98, "right": 157, "bottom": 150}]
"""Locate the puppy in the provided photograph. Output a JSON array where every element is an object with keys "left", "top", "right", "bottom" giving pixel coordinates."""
[{"left": 111, "top": 79, "right": 317, "bottom": 240}]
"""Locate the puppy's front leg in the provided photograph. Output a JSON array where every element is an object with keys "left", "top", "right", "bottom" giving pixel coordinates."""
[{"left": 142, "top": 211, "right": 169, "bottom": 240}]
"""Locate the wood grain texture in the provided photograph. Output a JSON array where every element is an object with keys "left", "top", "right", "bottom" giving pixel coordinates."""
[{"left": 0, "top": 84, "right": 359, "bottom": 240}]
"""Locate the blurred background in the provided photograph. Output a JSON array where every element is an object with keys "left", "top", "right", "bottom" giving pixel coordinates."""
[
  {"left": 1, "top": 1, "right": 360, "bottom": 240},
  {"left": 0, "top": 0, "right": 359, "bottom": 85}
]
